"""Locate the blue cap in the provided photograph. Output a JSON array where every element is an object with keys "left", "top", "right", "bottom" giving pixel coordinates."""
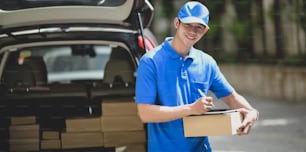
[{"left": 178, "top": 1, "right": 209, "bottom": 28}]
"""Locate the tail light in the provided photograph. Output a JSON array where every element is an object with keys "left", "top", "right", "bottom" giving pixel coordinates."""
[{"left": 138, "top": 35, "right": 155, "bottom": 51}]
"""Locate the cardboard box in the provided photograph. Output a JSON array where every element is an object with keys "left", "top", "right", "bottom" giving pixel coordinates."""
[
  {"left": 66, "top": 117, "right": 101, "bottom": 132},
  {"left": 102, "top": 98, "right": 137, "bottom": 116},
  {"left": 10, "top": 116, "right": 36, "bottom": 125},
  {"left": 42, "top": 131, "right": 60, "bottom": 140},
  {"left": 183, "top": 110, "right": 242, "bottom": 136},
  {"left": 9, "top": 124, "right": 39, "bottom": 139},
  {"left": 9, "top": 139, "right": 39, "bottom": 152},
  {"left": 104, "top": 131, "right": 146, "bottom": 147},
  {"left": 101, "top": 116, "right": 144, "bottom": 132},
  {"left": 41, "top": 139, "right": 61, "bottom": 150},
  {"left": 116, "top": 144, "right": 147, "bottom": 152},
  {"left": 61, "top": 132, "right": 103, "bottom": 149}
]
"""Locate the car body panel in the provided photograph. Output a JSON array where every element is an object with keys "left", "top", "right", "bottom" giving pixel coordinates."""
[
  {"left": 0, "top": 0, "right": 154, "bottom": 31},
  {"left": 0, "top": 5, "right": 132, "bottom": 29}
]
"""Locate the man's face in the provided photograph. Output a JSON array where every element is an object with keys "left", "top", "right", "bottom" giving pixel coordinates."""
[{"left": 175, "top": 18, "right": 208, "bottom": 47}]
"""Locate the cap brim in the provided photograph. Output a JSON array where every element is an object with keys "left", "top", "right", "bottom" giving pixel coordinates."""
[{"left": 180, "top": 17, "right": 209, "bottom": 29}]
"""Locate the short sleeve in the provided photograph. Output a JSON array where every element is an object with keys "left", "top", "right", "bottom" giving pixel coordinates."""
[
  {"left": 209, "top": 61, "right": 234, "bottom": 99},
  {"left": 135, "top": 56, "right": 158, "bottom": 104}
]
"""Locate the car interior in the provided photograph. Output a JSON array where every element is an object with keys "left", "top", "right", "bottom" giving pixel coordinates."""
[{"left": 0, "top": 42, "right": 136, "bottom": 124}]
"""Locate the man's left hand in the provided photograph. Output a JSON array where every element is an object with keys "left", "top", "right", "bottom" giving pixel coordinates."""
[{"left": 237, "top": 108, "right": 259, "bottom": 135}]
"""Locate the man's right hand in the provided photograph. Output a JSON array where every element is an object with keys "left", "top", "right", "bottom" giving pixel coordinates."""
[{"left": 189, "top": 96, "right": 214, "bottom": 115}]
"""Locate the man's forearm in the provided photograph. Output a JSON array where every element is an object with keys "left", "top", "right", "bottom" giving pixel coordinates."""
[
  {"left": 223, "top": 92, "right": 254, "bottom": 110},
  {"left": 137, "top": 103, "right": 192, "bottom": 123}
]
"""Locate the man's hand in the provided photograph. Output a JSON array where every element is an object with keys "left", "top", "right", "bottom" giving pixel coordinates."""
[
  {"left": 189, "top": 96, "right": 214, "bottom": 115},
  {"left": 237, "top": 108, "right": 259, "bottom": 135}
]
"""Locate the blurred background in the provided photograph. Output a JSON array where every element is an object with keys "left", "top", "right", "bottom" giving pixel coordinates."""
[
  {"left": 149, "top": 0, "right": 306, "bottom": 102},
  {"left": 149, "top": 0, "right": 306, "bottom": 151}
]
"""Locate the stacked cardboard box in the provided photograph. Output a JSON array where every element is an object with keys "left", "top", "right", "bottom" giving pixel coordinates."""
[
  {"left": 40, "top": 130, "right": 61, "bottom": 150},
  {"left": 101, "top": 97, "right": 146, "bottom": 151},
  {"left": 10, "top": 116, "right": 36, "bottom": 125},
  {"left": 9, "top": 116, "right": 40, "bottom": 152},
  {"left": 57, "top": 97, "right": 146, "bottom": 151},
  {"left": 61, "top": 117, "right": 103, "bottom": 149}
]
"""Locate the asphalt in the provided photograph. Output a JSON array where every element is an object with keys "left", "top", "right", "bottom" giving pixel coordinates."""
[{"left": 208, "top": 95, "right": 306, "bottom": 152}]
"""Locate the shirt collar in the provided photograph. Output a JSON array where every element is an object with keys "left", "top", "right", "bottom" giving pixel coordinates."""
[{"left": 163, "top": 37, "right": 196, "bottom": 61}]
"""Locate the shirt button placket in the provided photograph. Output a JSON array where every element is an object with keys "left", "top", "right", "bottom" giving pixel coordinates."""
[{"left": 181, "top": 59, "right": 187, "bottom": 79}]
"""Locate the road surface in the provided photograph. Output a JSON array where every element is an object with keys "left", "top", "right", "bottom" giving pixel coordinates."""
[{"left": 209, "top": 95, "right": 306, "bottom": 152}]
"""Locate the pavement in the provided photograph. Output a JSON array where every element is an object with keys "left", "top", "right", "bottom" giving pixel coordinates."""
[{"left": 209, "top": 95, "right": 306, "bottom": 152}]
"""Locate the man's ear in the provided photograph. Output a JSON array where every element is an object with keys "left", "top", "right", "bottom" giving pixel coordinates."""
[
  {"left": 203, "top": 27, "right": 209, "bottom": 34},
  {"left": 173, "top": 17, "right": 180, "bottom": 28}
]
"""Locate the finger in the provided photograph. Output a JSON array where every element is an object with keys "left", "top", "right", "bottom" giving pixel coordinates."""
[
  {"left": 242, "top": 124, "right": 251, "bottom": 134},
  {"left": 203, "top": 105, "right": 213, "bottom": 112},
  {"left": 201, "top": 98, "right": 214, "bottom": 105},
  {"left": 241, "top": 113, "right": 254, "bottom": 126},
  {"left": 240, "top": 120, "right": 251, "bottom": 130},
  {"left": 202, "top": 104, "right": 210, "bottom": 110},
  {"left": 241, "top": 118, "right": 250, "bottom": 126},
  {"left": 236, "top": 108, "right": 246, "bottom": 112},
  {"left": 238, "top": 123, "right": 252, "bottom": 136},
  {"left": 205, "top": 99, "right": 215, "bottom": 108},
  {"left": 236, "top": 108, "right": 248, "bottom": 115},
  {"left": 205, "top": 97, "right": 213, "bottom": 103}
]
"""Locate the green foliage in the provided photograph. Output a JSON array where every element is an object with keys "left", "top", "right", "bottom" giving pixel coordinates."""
[
  {"left": 233, "top": 0, "right": 251, "bottom": 20},
  {"left": 227, "top": 19, "right": 249, "bottom": 42},
  {"left": 150, "top": 0, "right": 306, "bottom": 66},
  {"left": 298, "top": 0, "right": 306, "bottom": 30},
  {"left": 205, "top": 21, "right": 220, "bottom": 39},
  {"left": 205, "top": 0, "right": 225, "bottom": 18},
  {"left": 160, "top": 1, "right": 175, "bottom": 18}
]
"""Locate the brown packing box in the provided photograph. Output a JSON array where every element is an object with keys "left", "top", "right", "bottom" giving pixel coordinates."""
[
  {"left": 9, "top": 139, "right": 39, "bottom": 152},
  {"left": 183, "top": 110, "right": 242, "bottom": 137},
  {"left": 116, "top": 144, "right": 147, "bottom": 152},
  {"left": 9, "top": 124, "right": 39, "bottom": 139},
  {"left": 101, "top": 116, "right": 144, "bottom": 132},
  {"left": 104, "top": 131, "right": 146, "bottom": 147},
  {"left": 10, "top": 116, "right": 36, "bottom": 125},
  {"left": 42, "top": 131, "right": 60, "bottom": 140},
  {"left": 61, "top": 132, "right": 104, "bottom": 149},
  {"left": 102, "top": 98, "right": 137, "bottom": 116},
  {"left": 66, "top": 117, "right": 101, "bottom": 132},
  {"left": 41, "top": 139, "right": 61, "bottom": 150}
]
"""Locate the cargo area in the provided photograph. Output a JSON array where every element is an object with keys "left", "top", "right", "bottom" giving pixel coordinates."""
[{"left": 0, "top": 94, "right": 147, "bottom": 151}]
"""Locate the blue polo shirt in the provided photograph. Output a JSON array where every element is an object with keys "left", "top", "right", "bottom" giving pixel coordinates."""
[{"left": 136, "top": 38, "right": 234, "bottom": 152}]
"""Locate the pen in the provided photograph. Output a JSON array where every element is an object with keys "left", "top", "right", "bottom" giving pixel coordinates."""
[{"left": 198, "top": 89, "right": 215, "bottom": 108}]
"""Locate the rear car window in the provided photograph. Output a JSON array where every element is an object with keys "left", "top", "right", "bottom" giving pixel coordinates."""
[{"left": 3, "top": 44, "right": 134, "bottom": 84}]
